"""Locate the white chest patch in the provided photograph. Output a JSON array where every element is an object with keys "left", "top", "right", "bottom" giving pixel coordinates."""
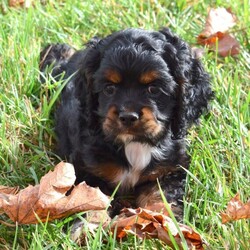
[
  {"left": 125, "top": 142, "right": 152, "bottom": 170},
  {"left": 113, "top": 143, "right": 153, "bottom": 190}
]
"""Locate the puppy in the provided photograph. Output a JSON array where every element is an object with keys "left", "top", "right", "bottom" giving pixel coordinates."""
[{"left": 40, "top": 28, "right": 213, "bottom": 221}]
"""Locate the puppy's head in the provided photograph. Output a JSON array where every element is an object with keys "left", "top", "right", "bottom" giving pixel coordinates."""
[
  {"left": 95, "top": 52, "right": 176, "bottom": 145},
  {"left": 78, "top": 28, "right": 213, "bottom": 144}
]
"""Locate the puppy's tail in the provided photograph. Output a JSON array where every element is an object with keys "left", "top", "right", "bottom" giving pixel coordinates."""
[{"left": 39, "top": 44, "right": 75, "bottom": 83}]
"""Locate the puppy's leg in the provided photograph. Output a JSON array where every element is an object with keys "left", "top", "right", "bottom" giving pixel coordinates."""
[
  {"left": 136, "top": 170, "right": 186, "bottom": 222},
  {"left": 39, "top": 43, "right": 75, "bottom": 82}
]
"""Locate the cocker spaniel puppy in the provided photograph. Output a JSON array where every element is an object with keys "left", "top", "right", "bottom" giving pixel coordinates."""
[{"left": 40, "top": 28, "right": 213, "bottom": 221}]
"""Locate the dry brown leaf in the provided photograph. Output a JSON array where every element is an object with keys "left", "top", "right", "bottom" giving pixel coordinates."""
[
  {"left": 221, "top": 193, "right": 250, "bottom": 224},
  {"left": 144, "top": 201, "right": 170, "bottom": 216},
  {"left": 198, "top": 32, "right": 240, "bottom": 57},
  {"left": 9, "top": 0, "right": 32, "bottom": 8},
  {"left": 197, "top": 7, "right": 240, "bottom": 57},
  {"left": 111, "top": 207, "right": 205, "bottom": 250},
  {"left": 0, "top": 186, "right": 19, "bottom": 195},
  {"left": 0, "top": 162, "right": 110, "bottom": 224},
  {"left": 0, "top": 186, "right": 19, "bottom": 215},
  {"left": 200, "top": 8, "right": 236, "bottom": 37}
]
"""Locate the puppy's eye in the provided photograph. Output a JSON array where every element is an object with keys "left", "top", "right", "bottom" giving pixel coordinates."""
[
  {"left": 103, "top": 85, "right": 117, "bottom": 96},
  {"left": 147, "top": 86, "right": 161, "bottom": 96}
]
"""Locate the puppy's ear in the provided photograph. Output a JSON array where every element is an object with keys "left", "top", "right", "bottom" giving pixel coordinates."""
[
  {"left": 73, "top": 38, "right": 102, "bottom": 131},
  {"left": 159, "top": 28, "right": 213, "bottom": 139}
]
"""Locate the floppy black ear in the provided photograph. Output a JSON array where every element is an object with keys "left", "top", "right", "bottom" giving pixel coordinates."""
[
  {"left": 72, "top": 38, "right": 102, "bottom": 132},
  {"left": 159, "top": 28, "right": 213, "bottom": 139}
]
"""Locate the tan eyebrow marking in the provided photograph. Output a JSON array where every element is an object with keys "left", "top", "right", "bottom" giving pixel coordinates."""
[
  {"left": 139, "top": 71, "right": 159, "bottom": 84},
  {"left": 104, "top": 69, "right": 122, "bottom": 84}
]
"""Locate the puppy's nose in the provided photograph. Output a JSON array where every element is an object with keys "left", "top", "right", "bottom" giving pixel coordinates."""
[{"left": 119, "top": 111, "right": 139, "bottom": 126}]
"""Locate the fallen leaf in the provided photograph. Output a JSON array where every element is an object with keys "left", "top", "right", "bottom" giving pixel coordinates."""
[
  {"left": 200, "top": 8, "right": 236, "bottom": 37},
  {"left": 111, "top": 207, "right": 205, "bottom": 249},
  {"left": 197, "top": 7, "right": 240, "bottom": 57},
  {"left": 0, "top": 162, "right": 110, "bottom": 224},
  {"left": 0, "top": 186, "right": 19, "bottom": 215},
  {"left": 198, "top": 32, "right": 240, "bottom": 57},
  {"left": 144, "top": 201, "right": 169, "bottom": 216},
  {"left": 9, "top": 0, "right": 32, "bottom": 8},
  {"left": 221, "top": 193, "right": 250, "bottom": 224},
  {"left": 0, "top": 186, "right": 19, "bottom": 195}
]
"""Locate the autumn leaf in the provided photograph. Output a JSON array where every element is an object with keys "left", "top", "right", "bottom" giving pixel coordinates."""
[
  {"left": 9, "top": 0, "right": 32, "bottom": 8},
  {"left": 198, "top": 31, "right": 240, "bottom": 57},
  {"left": 221, "top": 193, "right": 250, "bottom": 224},
  {"left": 0, "top": 186, "right": 19, "bottom": 195},
  {"left": 200, "top": 8, "right": 236, "bottom": 37},
  {"left": 0, "top": 186, "right": 19, "bottom": 215},
  {"left": 111, "top": 207, "right": 205, "bottom": 250},
  {"left": 197, "top": 7, "right": 240, "bottom": 57},
  {"left": 0, "top": 162, "right": 110, "bottom": 224}
]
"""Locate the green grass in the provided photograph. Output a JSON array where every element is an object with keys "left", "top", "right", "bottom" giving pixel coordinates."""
[{"left": 0, "top": 0, "right": 249, "bottom": 249}]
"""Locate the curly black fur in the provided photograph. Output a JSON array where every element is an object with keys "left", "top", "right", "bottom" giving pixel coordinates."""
[{"left": 40, "top": 28, "right": 213, "bottom": 221}]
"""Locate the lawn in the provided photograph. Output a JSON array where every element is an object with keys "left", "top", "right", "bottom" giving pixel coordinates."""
[{"left": 0, "top": 0, "right": 249, "bottom": 249}]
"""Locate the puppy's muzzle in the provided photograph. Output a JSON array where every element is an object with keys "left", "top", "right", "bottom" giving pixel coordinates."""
[{"left": 119, "top": 111, "right": 139, "bottom": 127}]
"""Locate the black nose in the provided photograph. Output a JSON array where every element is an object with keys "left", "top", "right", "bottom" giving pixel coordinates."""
[{"left": 119, "top": 111, "right": 139, "bottom": 126}]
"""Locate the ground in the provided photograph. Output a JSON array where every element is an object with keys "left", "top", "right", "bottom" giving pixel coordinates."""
[{"left": 0, "top": 0, "right": 249, "bottom": 249}]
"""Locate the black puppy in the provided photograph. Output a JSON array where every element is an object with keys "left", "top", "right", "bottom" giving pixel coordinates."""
[{"left": 40, "top": 28, "right": 213, "bottom": 220}]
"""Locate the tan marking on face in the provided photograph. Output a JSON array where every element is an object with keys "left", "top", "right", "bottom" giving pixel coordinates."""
[
  {"left": 139, "top": 71, "right": 159, "bottom": 84},
  {"left": 102, "top": 106, "right": 119, "bottom": 134},
  {"left": 105, "top": 69, "right": 122, "bottom": 84},
  {"left": 141, "top": 107, "right": 162, "bottom": 136}
]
